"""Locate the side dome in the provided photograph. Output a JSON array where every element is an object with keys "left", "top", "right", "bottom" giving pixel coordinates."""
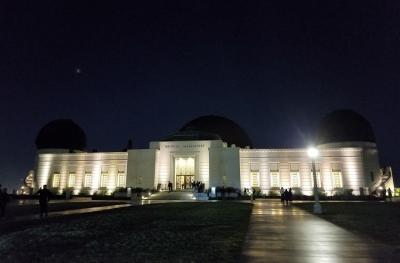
[
  {"left": 316, "top": 110, "right": 376, "bottom": 145},
  {"left": 35, "top": 119, "right": 87, "bottom": 151},
  {"left": 179, "top": 115, "right": 253, "bottom": 148}
]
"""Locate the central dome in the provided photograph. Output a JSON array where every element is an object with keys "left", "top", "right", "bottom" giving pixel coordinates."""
[{"left": 179, "top": 115, "right": 252, "bottom": 148}]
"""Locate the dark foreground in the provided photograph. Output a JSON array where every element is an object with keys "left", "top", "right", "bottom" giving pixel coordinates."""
[
  {"left": 0, "top": 202, "right": 252, "bottom": 262},
  {"left": 294, "top": 201, "right": 400, "bottom": 246}
]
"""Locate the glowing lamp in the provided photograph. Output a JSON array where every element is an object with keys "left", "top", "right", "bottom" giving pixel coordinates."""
[{"left": 307, "top": 147, "right": 319, "bottom": 159}]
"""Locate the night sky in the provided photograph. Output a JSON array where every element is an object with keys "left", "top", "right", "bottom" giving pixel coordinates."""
[{"left": 1, "top": 1, "right": 400, "bottom": 189}]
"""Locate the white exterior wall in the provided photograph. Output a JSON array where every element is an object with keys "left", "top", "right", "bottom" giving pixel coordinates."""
[
  {"left": 318, "top": 142, "right": 381, "bottom": 195},
  {"left": 240, "top": 147, "right": 370, "bottom": 196},
  {"left": 240, "top": 149, "right": 314, "bottom": 195},
  {"left": 35, "top": 152, "right": 128, "bottom": 194},
  {"left": 363, "top": 148, "right": 381, "bottom": 189},
  {"left": 209, "top": 146, "right": 240, "bottom": 188},
  {"left": 126, "top": 149, "right": 158, "bottom": 189},
  {"left": 150, "top": 140, "right": 221, "bottom": 190}
]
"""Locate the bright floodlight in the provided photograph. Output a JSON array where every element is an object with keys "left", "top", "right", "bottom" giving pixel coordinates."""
[{"left": 307, "top": 147, "right": 319, "bottom": 158}]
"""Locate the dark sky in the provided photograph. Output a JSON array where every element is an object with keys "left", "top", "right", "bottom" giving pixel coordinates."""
[{"left": 1, "top": 0, "right": 400, "bottom": 189}]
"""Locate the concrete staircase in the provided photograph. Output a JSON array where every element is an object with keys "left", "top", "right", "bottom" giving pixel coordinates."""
[{"left": 147, "top": 191, "right": 195, "bottom": 200}]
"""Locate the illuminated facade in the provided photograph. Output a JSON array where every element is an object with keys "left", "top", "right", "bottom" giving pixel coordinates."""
[
  {"left": 32, "top": 112, "right": 395, "bottom": 196},
  {"left": 35, "top": 151, "right": 128, "bottom": 195},
  {"left": 33, "top": 140, "right": 393, "bottom": 196}
]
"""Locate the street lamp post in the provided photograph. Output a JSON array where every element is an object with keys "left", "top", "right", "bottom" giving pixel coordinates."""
[{"left": 308, "top": 147, "right": 322, "bottom": 214}]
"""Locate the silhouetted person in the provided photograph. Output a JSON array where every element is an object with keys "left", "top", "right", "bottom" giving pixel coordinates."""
[
  {"left": 0, "top": 187, "right": 10, "bottom": 218},
  {"left": 168, "top": 181, "right": 172, "bottom": 192},
  {"left": 284, "top": 189, "right": 289, "bottom": 206},
  {"left": 37, "top": 185, "right": 51, "bottom": 218},
  {"left": 288, "top": 188, "right": 293, "bottom": 203},
  {"left": 199, "top": 183, "right": 205, "bottom": 193},
  {"left": 388, "top": 188, "right": 393, "bottom": 202},
  {"left": 280, "top": 187, "right": 285, "bottom": 204},
  {"left": 382, "top": 187, "right": 387, "bottom": 201}
]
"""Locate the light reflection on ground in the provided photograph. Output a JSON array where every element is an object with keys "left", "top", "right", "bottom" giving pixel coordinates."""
[
  {"left": 6, "top": 197, "right": 400, "bottom": 262},
  {"left": 241, "top": 199, "right": 397, "bottom": 262}
]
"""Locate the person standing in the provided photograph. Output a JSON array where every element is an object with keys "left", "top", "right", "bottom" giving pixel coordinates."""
[
  {"left": 288, "top": 188, "right": 293, "bottom": 204},
  {"left": 280, "top": 187, "right": 285, "bottom": 204},
  {"left": 0, "top": 187, "right": 10, "bottom": 218},
  {"left": 382, "top": 187, "right": 387, "bottom": 201},
  {"left": 0, "top": 184, "right": 2, "bottom": 215},
  {"left": 388, "top": 188, "right": 393, "bottom": 202},
  {"left": 37, "top": 185, "right": 51, "bottom": 218},
  {"left": 251, "top": 187, "right": 256, "bottom": 201}
]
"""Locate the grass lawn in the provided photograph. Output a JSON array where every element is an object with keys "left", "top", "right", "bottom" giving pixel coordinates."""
[
  {"left": 0, "top": 202, "right": 252, "bottom": 262},
  {"left": 294, "top": 201, "right": 400, "bottom": 246}
]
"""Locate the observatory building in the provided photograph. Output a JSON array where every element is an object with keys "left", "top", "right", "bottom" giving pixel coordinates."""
[{"left": 31, "top": 111, "right": 394, "bottom": 196}]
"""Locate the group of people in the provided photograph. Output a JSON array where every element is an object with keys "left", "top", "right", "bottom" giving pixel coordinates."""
[
  {"left": 191, "top": 181, "right": 205, "bottom": 193},
  {"left": 381, "top": 187, "right": 393, "bottom": 202},
  {"left": 167, "top": 180, "right": 205, "bottom": 193},
  {"left": 0, "top": 183, "right": 51, "bottom": 219},
  {"left": 280, "top": 187, "right": 293, "bottom": 206}
]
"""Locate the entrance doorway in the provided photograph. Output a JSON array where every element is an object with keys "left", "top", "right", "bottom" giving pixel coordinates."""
[
  {"left": 175, "top": 157, "right": 195, "bottom": 190},
  {"left": 176, "top": 175, "right": 194, "bottom": 190}
]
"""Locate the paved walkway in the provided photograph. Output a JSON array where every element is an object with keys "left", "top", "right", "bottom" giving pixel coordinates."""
[
  {"left": 241, "top": 200, "right": 398, "bottom": 263},
  {"left": 10, "top": 203, "right": 133, "bottom": 221},
  {"left": 2, "top": 199, "right": 199, "bottom": 223}
]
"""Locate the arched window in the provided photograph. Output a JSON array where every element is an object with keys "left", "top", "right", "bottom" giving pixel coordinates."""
[{"left": 52, "top": 173, "right": 60, "bottom": 188}]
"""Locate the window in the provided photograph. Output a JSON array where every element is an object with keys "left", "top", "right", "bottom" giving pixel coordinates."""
[
  {"left": 290, "top": 163, "right": 300, "bottom": 188},
  {"left": 117, "top": 172, "right": 126, "bottom": 187},
  {"left": 101, "top": 173, "right": 108, "bottom": 188},
  {"left": 270, "top": 171, "right": 280, "bottom": 187},
  {"left": 332, "top": 170, "right": 343, "bottom": 188},
  {"left": 290, "top": 172, "right": 301, "bottom": 188},
  {"left": 52, "top": 173, "right": 60, "bottom": 188},
  {"left": 84, "top": 173, "right": 92, "bottom": 187},
  {"left": 310, "top": 170, "right": 321, "bottom": 188},
  {"left": 250, "top": 171, "right": 260, "bottom": 187},
  {"left": 68, "top": 173, "right": 76, "bottom": 188}
]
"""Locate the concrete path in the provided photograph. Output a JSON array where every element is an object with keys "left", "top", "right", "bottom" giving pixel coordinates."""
[
  {"left": 241, "top": 200, "right": 399, "bottom": 263},
  {"left": 2, "top": 199, "right": 200, "bottom": 223},
  {"left": 9, "top": 203, "right": 133, "bottom": 221}
]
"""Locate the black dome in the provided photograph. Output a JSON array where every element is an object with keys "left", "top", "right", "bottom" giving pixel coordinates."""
[
  {"left": 35, "top": 119, "right": 87, "bottom": 150},
  {"left": 179, "top": 115, "right": 253, "bottom": 148},
  {"left": 316, "top": 110, "right": 376, "bottom": 145}
]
